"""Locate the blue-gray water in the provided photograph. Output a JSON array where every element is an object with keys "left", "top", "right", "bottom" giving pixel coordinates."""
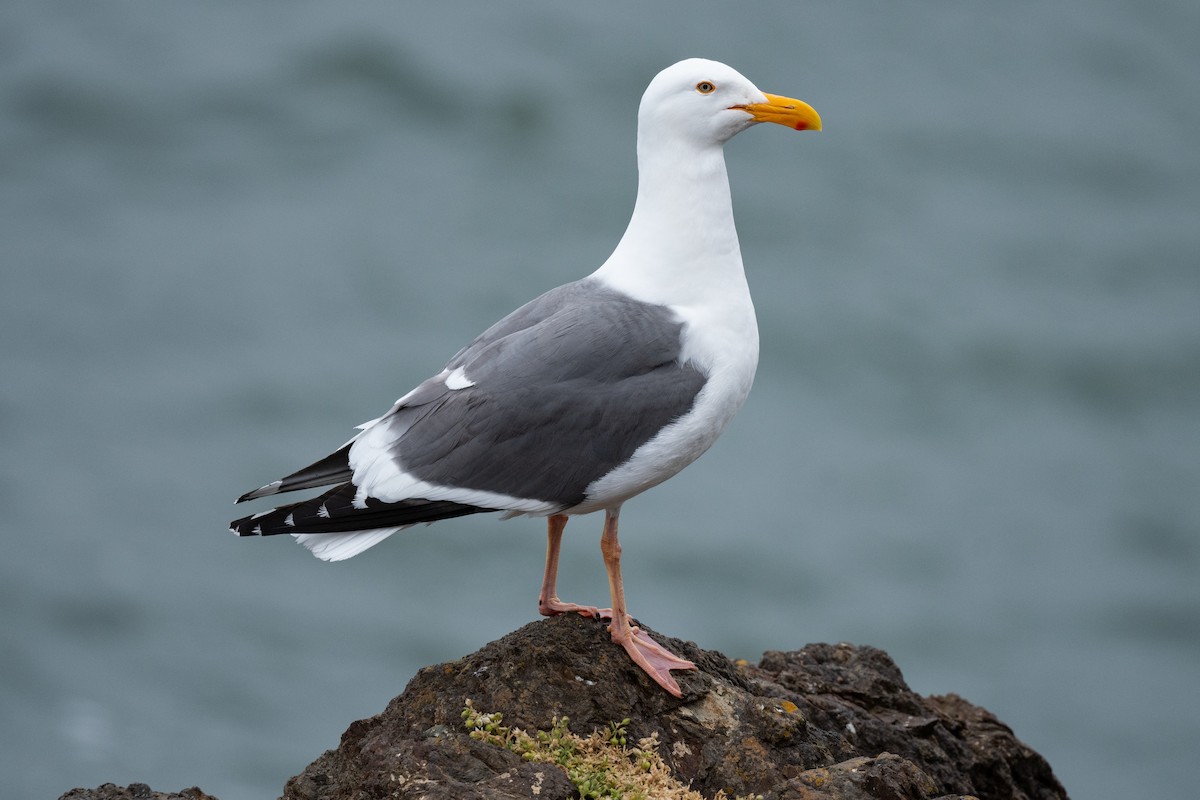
[{"left": 2, "top": 3, "right": 1197, "bottom": 798}]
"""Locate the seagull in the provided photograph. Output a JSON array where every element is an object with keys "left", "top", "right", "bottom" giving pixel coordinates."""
[{"left": 231, "top": 58, "right": 820, "bottom": 697}]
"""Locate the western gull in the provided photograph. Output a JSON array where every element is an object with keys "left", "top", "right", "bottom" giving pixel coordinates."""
[{"left": 231, "top": 58, "right": 820, "bottom": 697}]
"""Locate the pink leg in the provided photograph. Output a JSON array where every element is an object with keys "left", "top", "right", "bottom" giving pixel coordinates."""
[
  {"left": 600, "top": 507, "right": 696, "bottom": 697},
  {"left": 538, "top": 514, "right": 601, "bottom": 618}
]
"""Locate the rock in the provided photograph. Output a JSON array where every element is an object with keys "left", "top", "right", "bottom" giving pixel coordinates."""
[
  {"left": 58, "top": 784, "right": 219, "bottom": 800},
  {"left": 58, "top": 617, "right": 1067, "bottom": 799},
  {"left": 281, "top": 615, "right": 1068, "bottom": 800}
]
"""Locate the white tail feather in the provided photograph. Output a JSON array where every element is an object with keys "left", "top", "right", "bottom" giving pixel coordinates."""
[{"left": 292, "top": 528, "right": 399, "bottom": 562}]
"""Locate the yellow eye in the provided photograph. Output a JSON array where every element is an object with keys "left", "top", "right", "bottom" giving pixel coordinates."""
[{"left": 696, "top": 81, "right": 716, "bottom": 94}]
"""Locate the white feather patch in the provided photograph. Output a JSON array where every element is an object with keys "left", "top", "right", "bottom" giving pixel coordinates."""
[
  {"left": 292, "top": 529, "right": 400, "bottom": 561},
  {"left": 444, "top": 366, "right": 475, "bottom": 390},
  {"left": 354, "top": 417, "right": 383, "bottom": 433},
  {"left": 348, "top": 417, "right": 560, "bottom": 516},
  {"left": 391, "top": 369, "right": 450, "bottom": 407}
]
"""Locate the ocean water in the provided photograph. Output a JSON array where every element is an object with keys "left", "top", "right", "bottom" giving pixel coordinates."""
[{"left": 2, "top": 2, "right": 1197, "bottom": 798}]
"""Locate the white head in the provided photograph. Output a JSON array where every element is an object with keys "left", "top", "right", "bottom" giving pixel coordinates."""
[
  {"left": 594, "top": 58, "right": 821, "bottom": 306},
  {"left": 637, "top": 58, "right": 821, "bottom": 149}
]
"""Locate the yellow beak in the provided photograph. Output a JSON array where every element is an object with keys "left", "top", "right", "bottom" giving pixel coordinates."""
[{"left": 732, "top": 93, "right": 822, "bottom": 131}]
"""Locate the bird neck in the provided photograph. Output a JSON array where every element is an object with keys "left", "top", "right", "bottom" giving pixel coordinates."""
[{"left": 593, "top": 140, "right": 748, "bottom": 308}]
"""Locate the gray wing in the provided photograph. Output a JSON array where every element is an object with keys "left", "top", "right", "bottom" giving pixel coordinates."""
[{"left": 378, "top": 278, "right": 708, "bottom": 506}]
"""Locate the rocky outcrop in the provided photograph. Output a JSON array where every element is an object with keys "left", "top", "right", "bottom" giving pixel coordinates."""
[
  {"left": 286, "top": 615, "right": 1066, "bottom": 799},
  {"left": 58, "top": 785, "right": 217, "bottom": 800},
  {"left": 60, "top": 614, "right": 1069, "bottom": 799}
]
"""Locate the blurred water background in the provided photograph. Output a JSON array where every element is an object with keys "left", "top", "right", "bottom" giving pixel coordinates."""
[{"left": 2, "top": 2, "right": 1197, "bottom": 798}]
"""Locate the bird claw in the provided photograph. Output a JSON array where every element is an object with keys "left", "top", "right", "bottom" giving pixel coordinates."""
[
  {"left": 538, "top": 596, "right": 602, "bottom": 619},
  {"left": 611, "top": 623, "right": 697, "bottom": 698},
  {"left": 540, "top": 602, "right": 695, "bottom": 696}
]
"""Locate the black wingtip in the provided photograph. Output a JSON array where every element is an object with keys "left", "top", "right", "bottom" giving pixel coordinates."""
[
  {"left": 229, "top": 483, "right": 495, "bottom": 538},
  {"left": 235, "top": 443, "right": 356, "bottom": 504},
  {"left": 236, "top": 480, "right": 282, "bottom": 504}
]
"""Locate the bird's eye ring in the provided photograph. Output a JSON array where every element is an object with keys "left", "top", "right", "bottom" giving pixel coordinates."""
[{"left": 696, "top": 81, "right": 716, "bottom": 95}]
